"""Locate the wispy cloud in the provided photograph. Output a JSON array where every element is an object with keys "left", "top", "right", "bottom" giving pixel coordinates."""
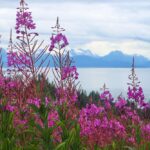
[
  {"left": 0, "top": 0, "right": 150, "bottom": 58},
  {"left": 82, "top": 40, "right": 150, "bottom": 57}
]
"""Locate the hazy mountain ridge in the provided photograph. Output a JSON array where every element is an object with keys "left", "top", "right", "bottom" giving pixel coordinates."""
[
  {"left": 1, "top": 49, "right": 150, "bottom": 68},
  {"left": 71, "top": 49, "right": 150, "bottom": 68}
]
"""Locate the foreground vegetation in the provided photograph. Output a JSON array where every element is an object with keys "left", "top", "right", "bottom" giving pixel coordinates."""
[{"left": 0, "top": 0, "right": 150, "bottom": 149}]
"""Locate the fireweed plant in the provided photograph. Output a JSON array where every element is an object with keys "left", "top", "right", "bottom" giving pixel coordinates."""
[
  {"left": 0, "top": 0, "right": 150, "bottom": 149},
  {"left": 49, "top": 17, "right": 79, "bottom": 102},
  {"left": 127, "top": 57, "right": 150, "bottom": 109},
  {"left": 8, "top": 0, "right": 50, "bottom": 99}
]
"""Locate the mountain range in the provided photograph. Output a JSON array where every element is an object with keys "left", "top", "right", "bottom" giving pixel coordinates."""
[
  {"left": 1, "top": 49, "right": 150, "bottom": 68},
  {"left": 70, "top": 49, "right": 150, "bottom": 68}
]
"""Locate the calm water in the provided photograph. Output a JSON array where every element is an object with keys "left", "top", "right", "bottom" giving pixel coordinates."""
[
  {"left": 77, "top": 68, "right": 150, "bottom": 100},
  {"left": 49, "top": 68, "right": 150, "bottom": 100}
]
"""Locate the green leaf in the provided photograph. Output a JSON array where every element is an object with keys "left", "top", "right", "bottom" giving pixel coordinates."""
[{"left": 55, "top": 142, "right": 66, "bottom": 150}]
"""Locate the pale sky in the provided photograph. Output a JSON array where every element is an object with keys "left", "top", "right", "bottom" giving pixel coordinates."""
[{"left": 0, "top": 0, "right": 150, "bottom": 59}]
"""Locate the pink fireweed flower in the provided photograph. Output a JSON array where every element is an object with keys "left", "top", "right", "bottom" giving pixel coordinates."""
[
  {"left": 104, "top": 100, "right": 111, "bottom": 110},
  {"left": 56, "top": 87, "right": 68, "bottom": 104},
  {"left": 48, "top": 110, "right": 59, "bottom": 128},
  {"left": 16, "top": 119, "right": 28, "bottom": 125},
  {"left": 69, "top": 91, "right": 78, "bottom": 103},
  {"left": 15, "top": 11, "right": 36, "bottom": 34},
  {"left": 115, "top": 97, "right": 127, "bottom": 109},
  {"left": 139, "top": 101, "right": 150, "bottom": 109},
  {"left": 79, "top": 104, "right": 126, "bottom": 148},
  {"left": 94, "top": 119, "right": 101, "bottom": 127},
  {"left": 127, "top": 86, "right": 145, "bottom": 108},
  {"left": 7, "top": 51, "right": 18, "bottom": 67},
  {"left": 141, "top": 123, "right": 150, "bottom": 141},
  {"left": 100, "top": 90, "right": 114, "bottom": 102},
  {"left": 5, "top": 104, "right": 15, "bottom": 112},
  {"left": 6, "top": 81, "right": 17, "bottom": 88},
  {"left": 62, "top": 66, "right": 79, "bottom": 80},
  {"left": 27, "top": 98, "right": 41, "bottom": 108},
  {"left": 109, "top": 119, "right": 126, "bottom": 138},
  {"left": 0, "top": 76, "right": 5, "bottom": 87},
  {"left": 34, "top": 110, "right": 59, "bottom": 128},
  {"left": 121, "top": 106, "right": 140, "bottom": 124},
  {"left": 100, "top": 90, "right": 114, "bottom": 110},
  {"left": 49, "top": 33, "right": 69, "bottom": 51},
  {"left": 7, "top": 51, "right": 31, "bottom": 67},
  {"left": 128, "top": 137, "right": 136, "bottom": 144},
  {"left": 56, "top": 87, "right": 78, "bottom": 105}
]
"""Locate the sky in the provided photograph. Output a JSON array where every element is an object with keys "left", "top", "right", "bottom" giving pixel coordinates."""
[{"left": 0, "top": 0, "right": 150, "bottom": 59}]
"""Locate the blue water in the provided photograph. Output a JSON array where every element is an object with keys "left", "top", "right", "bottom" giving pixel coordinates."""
[{"left": 76, "top": 68, "right": 150, "bottom": 101}]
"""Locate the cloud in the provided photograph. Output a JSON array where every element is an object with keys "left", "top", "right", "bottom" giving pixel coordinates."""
[
  {"left": 0, "top": 0, "right": 150, "bottom": 59},
  {"left": 79, "top": 40, "right": 150, "bottom": 58}
]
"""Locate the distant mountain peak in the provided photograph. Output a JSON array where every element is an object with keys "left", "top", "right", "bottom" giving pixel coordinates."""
[
  {"left": 111, "top": 50, "right": 122, "bottom": 53},
  {"left": 108, "top": 50, "right": 124, "bottom": 55},
  {"left": 70, "top": 49, "right": 97, "bottom": 57}
]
